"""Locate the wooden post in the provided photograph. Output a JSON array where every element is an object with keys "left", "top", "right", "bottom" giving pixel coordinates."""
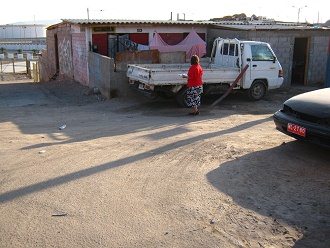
[
  {"left": 36, "top": 62, "right": 40, "bottom": 82},
  {"left": 211, "top": 64, "right": 250, "bottom": 107},
  {"left": 26, "top": 59, "right": 31, "bottom": 78},
  {"left": 12, "top": 59, "right": 15, "bottom": 74},
  {"left": 33, "top": 63, "right": 36, "bottom": 82}
]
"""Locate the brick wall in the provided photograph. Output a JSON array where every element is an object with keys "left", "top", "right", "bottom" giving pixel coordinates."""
[
  {"left": 57, "top": 30, "right": 74, "bottom": 80},
  {"left": 72, "top": 33, "right": 88, "bottom": 85},
  {"left": 41, "top": 25, "right": 89, "bottom": 86},
  {"left": 39, "top": 29, "right": 57, "bottom": 81}
]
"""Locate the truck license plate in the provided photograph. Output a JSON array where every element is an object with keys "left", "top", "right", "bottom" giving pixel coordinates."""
[{"left": 287, "top": 123, "right": 306, "bottom": 137}]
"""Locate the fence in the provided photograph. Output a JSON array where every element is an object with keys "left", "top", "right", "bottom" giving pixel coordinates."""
[{"left": 0, "top": 53, "right": 40, "bottom": 81}]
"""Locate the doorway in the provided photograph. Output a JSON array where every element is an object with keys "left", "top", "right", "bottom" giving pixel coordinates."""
[
  {"left": 108, "top": 34, "right": 131, "bottom": 58},
  {"left": 54, "top": 34, "right": 59, "bottom": 73},
  {"left": 291, "top": 37, "right": 309, "bottom": 85}
]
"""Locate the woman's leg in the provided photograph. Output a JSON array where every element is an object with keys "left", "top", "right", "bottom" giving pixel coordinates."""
[
  {"left": 187, "top": 86, "right": 201, "bottom": 115},
  {"left": 191, "top": 106, "right": 198, "bottom": 114}
]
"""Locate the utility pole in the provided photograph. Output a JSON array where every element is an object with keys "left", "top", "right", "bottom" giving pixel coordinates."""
[{"left": 293, "top": 5, "right": 307, "bottom": 23}]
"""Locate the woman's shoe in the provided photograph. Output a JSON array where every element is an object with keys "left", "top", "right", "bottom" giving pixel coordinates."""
[{"left": 188, "top": 110, "right": 199, "bottom": 116}]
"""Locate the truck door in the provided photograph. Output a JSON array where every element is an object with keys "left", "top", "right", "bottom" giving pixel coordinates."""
[{"left": 246, "top": 44, "right": 280, "bottom": 89}]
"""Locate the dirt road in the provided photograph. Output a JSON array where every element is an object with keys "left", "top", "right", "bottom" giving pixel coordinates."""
[{"left": 0, "top": 77, "right": 329, "bottom": 247}]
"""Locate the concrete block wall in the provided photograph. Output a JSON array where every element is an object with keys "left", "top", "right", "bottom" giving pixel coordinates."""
[
  {"left": 308, "top": 35, "right": 329, "bottom": 84},
  {"left": 111, "top": 71, "right": 130, "bottom": 97},
  {"left": 72, "top": 33, "right": 88, "bottom": 86},
  {"left": 88, "top": 52, "right": 112, "bottom": 99},
  {"left": 246, "top": 30, "right": 330, "bottom": 86},
  {"left": 88, "top": 52, "right": 131, "bottom": 98},
  {"left": 262, "top": 34, "right": 294, "bottom": 87},
  {"left": 246, "top": 31, "right": 295, "bottom": 87},
  {"left": 209, "top": 28, "right": 330, "bottom": 86}
]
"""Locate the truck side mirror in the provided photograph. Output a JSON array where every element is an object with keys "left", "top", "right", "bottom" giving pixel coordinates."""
[
  {"left": 247, "top": 58, "right": 251, "bottom": 62},
  {"left": 273, "top": 56, "right": 276, "bottom": 63}
]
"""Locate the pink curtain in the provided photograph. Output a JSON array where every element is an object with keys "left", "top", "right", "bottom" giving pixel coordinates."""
[{"left": 149, "top": 30, "right": 206, "bottom": 59}]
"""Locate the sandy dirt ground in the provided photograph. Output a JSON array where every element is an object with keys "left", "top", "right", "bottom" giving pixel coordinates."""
[{"left": 0, "top": 74, "right": 329, "bottom": 248}]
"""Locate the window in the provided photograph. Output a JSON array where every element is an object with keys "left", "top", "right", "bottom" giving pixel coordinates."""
[
  {"left": 220, "top": 43, "right": 228, "bottom": 55},
  {"left": 221, "top": 43, "right": 238, "bottom": 56},
  {"left": 251, "top": 45, "right": 274, "bottom": 61},
  {"left": 229, "top": 44, "right": 237, "bottom": 56}
]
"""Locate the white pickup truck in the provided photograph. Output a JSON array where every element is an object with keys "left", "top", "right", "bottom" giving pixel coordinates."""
[{"left": 127, "top": 38, "right": 284, "bottom": 106}]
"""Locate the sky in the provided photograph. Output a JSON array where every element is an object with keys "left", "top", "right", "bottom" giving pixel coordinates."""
[{"left": 1, "top": 0, "right": 329, "bottom": 25}]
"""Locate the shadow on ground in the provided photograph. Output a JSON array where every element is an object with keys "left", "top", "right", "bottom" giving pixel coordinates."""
[
  {"left": 0, "top": 116, "right": 272, "bottom": 204},
  {"left": 0, "top": 79, "right": 279, "bottom": 149},
  {"left": 206, "top": 141, "right": 330, "bottom": 247}
]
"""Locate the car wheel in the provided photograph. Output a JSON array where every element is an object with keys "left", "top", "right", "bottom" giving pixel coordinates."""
[
  {"left": 248, "top": 80, "right": 267, "bottom": 100},
  {"left": 175, "top": 86, "right": 189, "bottom": 108}
]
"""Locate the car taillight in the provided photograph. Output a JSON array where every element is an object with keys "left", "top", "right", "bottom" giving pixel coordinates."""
[{"left": 278, "top": 69, "right": 283, "bottom": 77}]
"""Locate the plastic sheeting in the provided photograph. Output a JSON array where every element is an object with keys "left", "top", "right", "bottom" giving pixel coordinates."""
[{"left": 149, "top": 30, "right": 206, "bottom": 59}]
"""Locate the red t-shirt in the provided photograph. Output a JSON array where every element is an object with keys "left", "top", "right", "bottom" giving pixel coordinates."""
[{"left": 187, "top": 64, "right": 203, "bottom": 88}]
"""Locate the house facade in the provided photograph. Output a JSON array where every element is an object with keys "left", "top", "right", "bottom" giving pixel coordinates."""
[
  {"left": 40, "top": 19, "right": 330, "bottom": 96},
  {"left": 42, "top": 20, "right": 208, "bottom": 86}
]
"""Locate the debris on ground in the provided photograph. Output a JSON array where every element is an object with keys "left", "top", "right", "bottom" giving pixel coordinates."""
[{"left": 58, "top": 124, "right": 66, "bottom": 130}]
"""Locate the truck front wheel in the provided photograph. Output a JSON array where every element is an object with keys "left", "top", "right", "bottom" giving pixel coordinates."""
[{"left": 248, "top": 80, "right": 267, "bottom": 100}]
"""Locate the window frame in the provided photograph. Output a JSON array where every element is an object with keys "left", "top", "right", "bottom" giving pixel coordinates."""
[{"left": 251, "top": 44, "right": 275, "bottom": 61}]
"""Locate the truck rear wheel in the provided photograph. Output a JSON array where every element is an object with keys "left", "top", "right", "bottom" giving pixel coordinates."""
[
  {"left": 248, "top": 80, "right": 267, "bottom": 100},
  {"left": 175, "top": 86, "right": 189, "bottom": 108}
]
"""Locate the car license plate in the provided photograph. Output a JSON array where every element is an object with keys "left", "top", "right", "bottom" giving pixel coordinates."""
[{"left": 287, "top": 123, "right": 306, "bottom": 137}]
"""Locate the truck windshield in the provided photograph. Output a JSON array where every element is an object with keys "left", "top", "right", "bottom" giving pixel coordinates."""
[{"left": 251, "top": 45, "right": 274, "bottom": 61}]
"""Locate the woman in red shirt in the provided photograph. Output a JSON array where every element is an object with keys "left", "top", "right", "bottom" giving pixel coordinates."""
[{"left": 186, "top": 55, "right": 203, "bottom": 115}]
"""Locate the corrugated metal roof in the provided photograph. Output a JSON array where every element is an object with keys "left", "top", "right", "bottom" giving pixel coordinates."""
[
  {"left": 47, "top": 19, "right": 329, "bottom": 31},
  {"left": 210, "top": 22, "right": 330, "bottom": 30},
  {"left": 62, "top": 19, "right": 212, "bottom": 25}
]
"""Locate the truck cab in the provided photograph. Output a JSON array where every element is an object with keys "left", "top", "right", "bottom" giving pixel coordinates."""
[{"left": 210, "top": 38, "right": 283, "bottom": 100}]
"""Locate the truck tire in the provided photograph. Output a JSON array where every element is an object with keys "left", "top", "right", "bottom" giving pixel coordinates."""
[
  {"left": 248, "top": 80, "right": 267, "bottom": 101},
  {"left": 175, "top": 86, "right": 189, "bottom": 107}
]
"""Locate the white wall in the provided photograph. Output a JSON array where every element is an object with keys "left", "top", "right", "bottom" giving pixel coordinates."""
[{"left": 0, "top": 24, "right": 47, "bottom": 39}]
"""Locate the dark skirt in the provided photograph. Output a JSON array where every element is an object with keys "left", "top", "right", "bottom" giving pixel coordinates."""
[{"left": 186, "top": 86, "right": 203, "bottom": 108}]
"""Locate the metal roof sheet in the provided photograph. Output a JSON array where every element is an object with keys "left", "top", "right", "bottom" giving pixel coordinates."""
[
  {"left": 62, "top": 19, "right": 212, "bottom": 25},
  {"left": 47, "top": 19, "right": 329, "bottom": 31},
  {"left": 210, "top": 22, "right": 329, "bottom": 30}
]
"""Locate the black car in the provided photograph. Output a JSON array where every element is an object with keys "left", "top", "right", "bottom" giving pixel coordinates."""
[{"left": 273, "top": 88, "right": 330, "bottom": 148}]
